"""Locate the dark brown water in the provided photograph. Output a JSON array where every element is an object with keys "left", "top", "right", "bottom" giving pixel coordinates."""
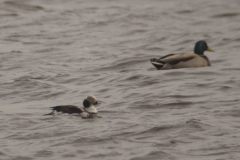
[{"left": 1, "top": 0, "right": 240, "bottom": 159}]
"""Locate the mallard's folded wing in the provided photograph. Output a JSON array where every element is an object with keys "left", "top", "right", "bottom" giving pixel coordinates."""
[{"left": 158, "top": 53, "right": 197, "bottom": 64}]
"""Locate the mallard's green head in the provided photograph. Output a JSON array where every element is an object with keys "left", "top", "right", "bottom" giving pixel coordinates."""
[{"left": 194, "top": 40, "right": 214, "bottom": 55}]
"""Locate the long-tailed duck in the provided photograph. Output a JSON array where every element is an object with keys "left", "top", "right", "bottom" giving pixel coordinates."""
[{"left": 45, "top": 95, "right": 100, "bottom": 118}]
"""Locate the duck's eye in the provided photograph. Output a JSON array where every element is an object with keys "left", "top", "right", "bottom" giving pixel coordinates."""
[{"left": 89, "top": 98, "right": 93, "bottom": 101}]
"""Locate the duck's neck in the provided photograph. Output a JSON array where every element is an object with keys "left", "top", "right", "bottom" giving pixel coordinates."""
[
  {"left": 84, "top": 105, "right": 97, "bottom": 113},
  {"left": 194, "top": 46, "right": 204, "bottom": 55}
]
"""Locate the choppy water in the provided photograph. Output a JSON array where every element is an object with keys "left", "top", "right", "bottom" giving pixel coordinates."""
[{"left": 0, "top": 0, "right": 240, "bottom": 159}]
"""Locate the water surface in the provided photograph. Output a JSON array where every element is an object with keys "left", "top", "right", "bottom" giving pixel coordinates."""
[{"left": 0, "top": 0, "right": 240, "bottom": 159}]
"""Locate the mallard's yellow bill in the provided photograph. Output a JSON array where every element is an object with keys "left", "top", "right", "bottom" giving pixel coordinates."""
[{"left": 207, "top": 47, "right": 215, "bottom": 52}]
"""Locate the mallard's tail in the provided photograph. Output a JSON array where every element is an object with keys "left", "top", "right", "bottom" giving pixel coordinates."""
[{"left": 150, "top": 58, "right": 165, "bottom": 70}]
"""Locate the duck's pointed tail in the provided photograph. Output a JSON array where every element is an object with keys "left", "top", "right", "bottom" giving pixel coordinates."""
[{"left": 43, "top": 111, "right": 55, "bottom": 116}]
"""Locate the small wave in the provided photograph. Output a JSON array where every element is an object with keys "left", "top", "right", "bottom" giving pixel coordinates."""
[
  {"left": 221, "top": 67, "right": 240, "bottom": 71},
  {"left": 137, "top": 125, "right": 181, "bottom": 135},
  {"left": 144, "top": 47, "right": 164, "bottom": 52},
  {"left": 89, "top": 152, "right": 121, "bottom": 159},
  {"left": 176, "top": 9, "right": 194, "bottom": 14},
  {"left": 211, "top": 12, "right": 239, "bottom": 18},
  {"left": 0, "top": 151, "right": 5, "bottom": 156},
  {"left": 162, "top": 71, "right": 187, "bottom": 76},
  {"left": 3, "top": 1, "right": 44, "bottom": 11},
  {"left": 161, "top": 94, "right": 205, "bottom": 99},
  {"left": 97, "top": 58, "right": 147, "bottom": 71},
  {"left": 72, "top": 136, "right": 117, "bottom": 146},
  {"left": 0, "top": 13, "right": 18, "bottom": 17},
  {"left": 161, "top": 101, "right": 194, "bottom": 108},
  {"left": 190, "top": 71, "right": 222, "bottom": 76},
  {"left": 34, "top": 150, "right": 53, "bottom": 158},
  {"left": 131, "top": 151, "right": 174, "bottom": 160},
  {"left": 7, "top": 156, "right": 33, "bottom": 160},
  {"left": 122, "top": 29, "right": 148, "bottom": 36},
  {"left": 185, "top": 119, "right": 212, "bottom": 131}
]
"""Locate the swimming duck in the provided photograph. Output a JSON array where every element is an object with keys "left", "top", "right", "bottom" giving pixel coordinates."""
[
  {"left": 45, "top": 95, "right": 100, "bottom": 118},
  {"left": 150, "top": 40, "right": 214, "bottom": 70}
]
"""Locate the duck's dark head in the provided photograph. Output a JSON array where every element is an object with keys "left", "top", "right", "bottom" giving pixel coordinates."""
[
  {"left": 83, "top": 95, "right": 100, "bottom": 108},
  {"left": 194, "top": 40, "right": 214, "bottom": 55}
]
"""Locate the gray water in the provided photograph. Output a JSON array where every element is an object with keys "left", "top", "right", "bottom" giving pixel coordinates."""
[{"left": 0, "top": 0, "right": 240, "bottom": 159}]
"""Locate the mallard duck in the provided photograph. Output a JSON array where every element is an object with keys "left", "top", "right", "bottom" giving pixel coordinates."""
[
  {"left": 45, "top": 95, "right": 100, "bottom": 118},
  {"left": 150, "top": 40, "right": 214, "bottom": 70}
]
